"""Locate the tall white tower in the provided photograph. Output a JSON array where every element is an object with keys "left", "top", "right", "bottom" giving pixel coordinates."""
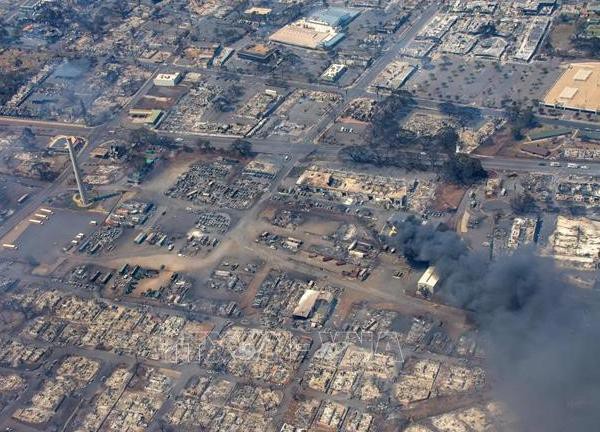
[{"left": 66, "top": 138, "right": 88, "bottom": 207}]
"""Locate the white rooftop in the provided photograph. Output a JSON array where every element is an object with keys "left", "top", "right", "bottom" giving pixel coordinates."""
[
  {"left": 574, "top": 69, "right": 592, "bottom": 81},
  {"left": 558, "top": 87, "right": 579, "bottom": 100}
]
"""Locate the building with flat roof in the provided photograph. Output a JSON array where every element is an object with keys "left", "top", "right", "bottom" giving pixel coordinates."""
[
  {"left": 269, "top": 8, "right": 358, "bottom": 50},
  {"left": 293, "top": 289, "right": 321, "bottom": 318},
  {"left": 307, "top": 8, "right": 359, "bottom": 28},
  {"left": 269, "top": 22, "right": 343, "bottom": 49},
  {"left": 369, "top": 60, "right": 416, "bottom": 94},
  {"left": 417, "top": 266, "right": 439, "bottom": 297},
  {"left": 296, "top": 165, "right": 407, "bottom": 203},
  {"left": 416, "top": 14, "right": 457, "bottom": 41},
  {"left": 244, "top": 6, "right": 272, "bottom": 16},
  {"left": 517, "top": 0, "right": 556, "bottom": 15},
  {"left": 129, "top": 109, "right": 164, "bottom": 126},
  {"left": 153, "top": 73, "right": 182, "bottom": 87},
  {"left": 244, "top": 6, "right": 274, "bottom": 23},
  {"left": 238, "top": 43, "right": 275, "bottom": 63},
  {"left": 20, "top": 0, "right": 42, "bottom": 10},
  {"left": 543, "top": 62, "right": 600, "bottom": 113},
  {"left": 473, "top": 36, "right": 507, "bottom": 59},
  {"left": 513, "top": 17, "right": 550, "bottom": 62},
  {"left": 550, "top": 216, "right": 600, "bottom": 269},
  {"left": 321, "top": 64, "right": 347, "bottom": 82},
  {"left": 184, "top": 43, "right": 221, "bottom": 66}
]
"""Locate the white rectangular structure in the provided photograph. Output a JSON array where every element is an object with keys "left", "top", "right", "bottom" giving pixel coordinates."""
[
  {"left": 153, "top": 72, "right": 182, "bottom": 87},
  {"left": 574, "top": 69, "right": 592, "bottom": 81},
  {"left": 293, "top": 289, "right": 321, "bottom": 318},
  {"left": 321, "top": 64, "right": 347, "bottom": 81},
  {"left": 558, "top": 87, "right": 578, "bottom": 100},
  {"left": 417, "top": 266, "right": 440, "bottom": 297}
]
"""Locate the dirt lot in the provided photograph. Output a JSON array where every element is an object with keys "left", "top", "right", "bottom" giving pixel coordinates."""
[
  {"left": 0, "top": 49, "right": 49, "bottom": 74},
  {"left": 474, "top": 127, "right": 516, "bottom": 157},
  {"left": 432, "top": 183, "right": 467, "bottom": 212},
  {"left": 547, "top": 22, "right": 584, "bottom": 57}
]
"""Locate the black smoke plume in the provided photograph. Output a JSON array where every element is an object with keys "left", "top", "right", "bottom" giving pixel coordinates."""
[{"left": 390, "top": 216, "right": 600, "bottom": 432}]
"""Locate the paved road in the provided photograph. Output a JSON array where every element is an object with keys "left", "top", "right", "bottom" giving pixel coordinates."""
[
  {"left": 537, "top": 115, "right": 600, "bottom": 132},
  {"left": 0, "top": 116, "right": 92, "bottom": 130},
  {"left": 479, "top": 156, "right": 600, "bottom": 176}
]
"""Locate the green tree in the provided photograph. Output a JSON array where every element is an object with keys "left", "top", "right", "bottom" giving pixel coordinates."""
[
  {"left": 510, "top": 192, "right": 537, "bottom": 215},
  {"left": 432, "top": 126, "right": 459, "bottom": 155},
  {"left": 0, "top": 21, "right": 8, "bottom": 42},
  {"left": 20, "top": 127, "right": 36, "bottom": 150},
  {"left": 507, "top": 104, "right": 537, "bottom": 140},
  {"left": 196, "top": 138, "right": 214, "bottom": 152},
  {"left": 129, "top": 128, "right": 162, "bottom": 147},
  {"left": 229, "top": 139, "right": 253, "bottom": 157},
  {"left": 439, "top": 102, "right": 482, "bottom": 126},
  {"left": 442, "top": 154, "right": 487, "bottom": 186},
  {"left": 0, "top": 71, "right": 25, "bottom": 105},
  {"left": 370, "top": 91, "right": 415, "bottom": 147}
]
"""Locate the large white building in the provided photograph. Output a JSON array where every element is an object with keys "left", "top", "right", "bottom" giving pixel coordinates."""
[
  {"left": 153, "top": 72, "right": 182, "bottom": 87},
  {"left": 321, "top": 64, "right": 347, "bottom": 82},
  {"left": 417, "top": 266, "right": 440, "bottom": 297},
  {"left": 269, "top": 8, "right": 359, "bottom": 50}
]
